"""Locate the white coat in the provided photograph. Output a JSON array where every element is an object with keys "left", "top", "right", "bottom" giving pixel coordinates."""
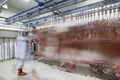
[
  {"left": 15, "top": 35, "right": 30, "bottom": 60},
  {"left": 15, "top": 34, "right": 35, "bottom": 60}
]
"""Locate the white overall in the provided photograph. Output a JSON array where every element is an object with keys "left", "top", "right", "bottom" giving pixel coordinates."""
[{"left": 15, "top": 36, "right": 31, "bottom": 60}]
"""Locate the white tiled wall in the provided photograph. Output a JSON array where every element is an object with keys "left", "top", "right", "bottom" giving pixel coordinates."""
[{"left": 0, "top": 38, "right": 15, "bottom": 61}]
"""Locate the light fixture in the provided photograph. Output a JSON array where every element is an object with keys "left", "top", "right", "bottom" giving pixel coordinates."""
[
  {"left": 2, "top": 4, "right": 8, "bottom": 9},
  {"left": 24, "top": 0, "right": 30, "bottom": 2}
]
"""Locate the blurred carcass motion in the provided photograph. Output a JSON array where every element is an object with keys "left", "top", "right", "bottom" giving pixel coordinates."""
[
  {"left": 32, "top": 20, "right": 120, "bottom": 79},
  {"left": 31, "top": 3, "right": 120, "bottom": 79}
]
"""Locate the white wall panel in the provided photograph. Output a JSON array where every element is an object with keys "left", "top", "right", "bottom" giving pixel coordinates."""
[
  {"left": 9, "top": 39, "right": 14, "bottom": 59},
  {"left": 4, "top": 39, "right": 8, "bottom": 60},
  {"left": 0, "top": 40, "right": 2, "bottom": 60},
  {"left": 1, "top": 39, "right": 5, "bottom": 60},
  {"left": 0, "top": 38, "right": 15, "bottom": 61},
  {"left": 0, "top": 30, "right": 18, "bottom": 37}
]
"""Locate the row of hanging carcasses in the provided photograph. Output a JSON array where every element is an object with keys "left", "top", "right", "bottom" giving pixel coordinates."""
[
  {"left": 34, "top": 20, "right": 120, "bottom": 79},
  {"left": 35, "top": 2, "right": 120, "bottom": 58},
  {"left": 38, "top": 20, "right": 120, "bottom": 55},
  {"left": 39, "top": 2, "right": 120, "bottom": 28},
  {"left": 56, "top": 20, "right": 120, "bottom": 58},
  {"left": 31, "top": 2, "right": 120, "bottom": 79}
]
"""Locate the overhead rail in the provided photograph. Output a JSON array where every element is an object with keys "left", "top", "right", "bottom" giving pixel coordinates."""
[
  {"left": 6, "top": 0, "right": 86, "bottom": 23},
  {"left": 24, "top": 1, "right": 104, "bottom": 26},
  {"left": 23, "top": 0, "right": 85, "bottom": 22}
]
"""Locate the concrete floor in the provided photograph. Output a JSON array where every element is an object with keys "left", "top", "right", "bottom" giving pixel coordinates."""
[{"left": 0, "top": 59, "right": 102, "bottom": 80}]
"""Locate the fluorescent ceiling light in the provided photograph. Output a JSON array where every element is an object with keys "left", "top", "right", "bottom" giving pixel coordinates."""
[
  {"left": 0, "top": 24, "right": 28, "bottom": 31},
  {"left": 2, "top": 4, "right": 8, "bottom": 9},
  {"left": 24, "top": 0, "right": 30, "bottom": 2}
]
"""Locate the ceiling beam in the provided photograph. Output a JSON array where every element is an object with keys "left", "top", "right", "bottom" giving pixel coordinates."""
[{"left": 0, "top": 0, "right": 7, "bottom": 7}]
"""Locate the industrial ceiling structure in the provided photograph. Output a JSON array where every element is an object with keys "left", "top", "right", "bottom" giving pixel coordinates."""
[
  {"left": 6, "top": 0, "right": 86, "bottom": 22},
  {"left": 0, "top": 0, "right": 120, "bottom": 28}
]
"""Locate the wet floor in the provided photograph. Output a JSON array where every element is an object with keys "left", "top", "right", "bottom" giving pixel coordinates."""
[
  {"left": 38, "top": 58, "right": 120, "bottom": 80},
  {"left": 0, "top": 59, "right": 102, "bottom": 80}
]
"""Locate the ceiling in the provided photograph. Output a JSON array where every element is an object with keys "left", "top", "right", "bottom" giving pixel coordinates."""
[
  {"left": 7, "top": 0, "right": 38, "bottom": 12},
  {"left": 0, "top": 0, "right": 52, "bottom": 18},
  {"left": 7, "top": 0, "right": 87, "bottom": 17},
  {"left": 1, "top": 0, "right": 104, "bottom": 20}
]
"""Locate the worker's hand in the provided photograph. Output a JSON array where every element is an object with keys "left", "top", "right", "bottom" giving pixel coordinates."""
[{"left": 31, "top": 38, "right": 41, "bottom": 43}]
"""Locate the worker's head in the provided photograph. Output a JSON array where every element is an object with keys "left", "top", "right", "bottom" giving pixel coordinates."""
[{"left": 22, "top": 31, "right": 28, "bottom": 36}]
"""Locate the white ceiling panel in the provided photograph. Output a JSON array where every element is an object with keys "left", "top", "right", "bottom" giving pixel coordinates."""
[{"left": 7, "top": 0, "right": 38, "bottom": 11}]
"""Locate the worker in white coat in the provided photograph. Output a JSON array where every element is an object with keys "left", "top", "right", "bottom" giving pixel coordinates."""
[{"left": 15, "top": 32, "right": 34, "bottom": 76}]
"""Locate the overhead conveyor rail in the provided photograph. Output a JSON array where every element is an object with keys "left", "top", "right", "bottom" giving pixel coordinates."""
[
  {"left": 24, "top": 1, "right": 104, "bottom": 27},
  {"left": 6, "top": 0, "right": 120, "bottom": 24},
  {"left": 6, "top": 0, "right": 67, "bottom": 23},
  {"left": 6, "top": 0, "right": 87, "bottom": 23}
]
